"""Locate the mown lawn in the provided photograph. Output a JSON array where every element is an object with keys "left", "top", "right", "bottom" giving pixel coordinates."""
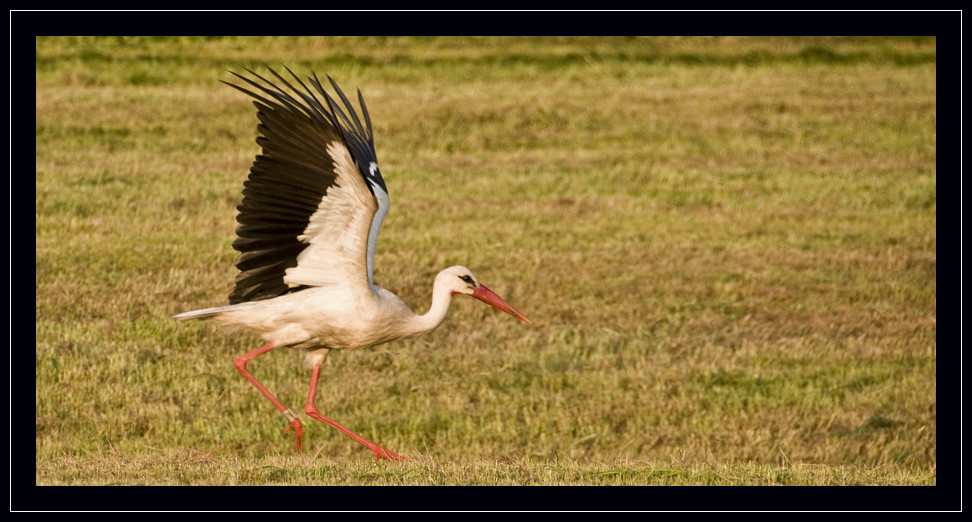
[{"left": 35, "top": 36, "right": 936, "bottom": 488}]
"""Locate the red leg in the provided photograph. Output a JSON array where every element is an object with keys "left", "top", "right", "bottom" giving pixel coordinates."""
[
  {"left": 305, "top": 358, "right": 408, "bottom": 462},
  {"left": 234, "top": 342, "right": 304, "bottom": 451}
]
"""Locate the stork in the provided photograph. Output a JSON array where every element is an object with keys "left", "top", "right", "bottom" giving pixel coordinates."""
[{"left": 173, "top": 66, "right": 531, "bottom": 461}]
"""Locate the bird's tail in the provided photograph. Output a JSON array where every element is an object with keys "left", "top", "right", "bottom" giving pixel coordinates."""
[{"left": 172, "top": 305, "right": 235, "bottom": 321}]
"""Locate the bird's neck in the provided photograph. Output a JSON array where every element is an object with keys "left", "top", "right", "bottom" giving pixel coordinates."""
[{"left": 407, "top": 277, "right": 455, "bottom": 336}]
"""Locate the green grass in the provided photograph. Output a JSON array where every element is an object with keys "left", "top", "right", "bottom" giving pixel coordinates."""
[{"left": 35, "top": 36, "right": 936, "bottom": 486}]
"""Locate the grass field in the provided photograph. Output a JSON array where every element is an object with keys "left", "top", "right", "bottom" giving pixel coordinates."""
[{"left": 35, "top": 36, "right": 936, "bottom": 488}]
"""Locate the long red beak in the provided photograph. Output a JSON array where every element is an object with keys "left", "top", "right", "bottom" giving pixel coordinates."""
[{"left": 470, "top": 284, "right": 532, "bottom": 324}]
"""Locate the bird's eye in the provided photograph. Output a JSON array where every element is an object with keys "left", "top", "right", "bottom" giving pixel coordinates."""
[{"left": 459, "top": 275, "right": 475, "bottom": 285}]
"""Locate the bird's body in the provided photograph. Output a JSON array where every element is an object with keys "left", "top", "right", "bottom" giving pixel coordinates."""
[
  {"left": 177, "top": 267, "right": 472, "bottom": 355},
  {"left": 173, "top": 66, "right": 530, "bottom": 461}
]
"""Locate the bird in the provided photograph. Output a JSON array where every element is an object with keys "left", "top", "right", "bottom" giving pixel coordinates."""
[{"left": 173, "top": 66, "right": 532, "bottom": 461}]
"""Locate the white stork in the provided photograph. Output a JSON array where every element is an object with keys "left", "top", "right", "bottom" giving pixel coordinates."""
[{"left": 174, "top": 66, "right": 531, "bottom": 461}]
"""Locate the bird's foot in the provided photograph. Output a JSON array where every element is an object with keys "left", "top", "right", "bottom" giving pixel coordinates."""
[
  {"left": 373, "top": 446, "right": 409, "bottom": 462},
  {"left": 284, "top": 418, "right": 304, "bottom": 452}
]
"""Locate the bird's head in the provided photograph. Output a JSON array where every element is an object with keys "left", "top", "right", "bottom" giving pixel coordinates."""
[{"left": 438, "top": 266, "right": 532, "bottom": 324}]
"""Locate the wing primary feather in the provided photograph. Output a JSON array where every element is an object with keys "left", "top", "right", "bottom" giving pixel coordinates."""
[
  {"left": 280, "top": 65, "right": 337, "bottom": 129},
  {"left": 266, "top": 66, "right": 335, "bottom": 129},
  {"left": 243, "top": 66, "right": 310, "bottom": 111},
  {"left": 312, "top": 75, "right": 361, "bottom": 166},
  {"left": 327, "top": 75, "right": 368, "bottom": 142},
  {"left": 313, "top": 77, "right": 356, "bottom": 141},
  {"left": 311, "top": 74, "right": 380, "bottom": 185},
  {"left": 357, "top": 88, "right": 375, "bottom": 151},
  {"left": 225, "top": 68, "right": 306, "bottom": 117}
]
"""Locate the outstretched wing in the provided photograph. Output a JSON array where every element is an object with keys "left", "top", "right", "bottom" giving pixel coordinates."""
[{"left": 224, "top": 66, "right": 390, "bottom": 304}]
